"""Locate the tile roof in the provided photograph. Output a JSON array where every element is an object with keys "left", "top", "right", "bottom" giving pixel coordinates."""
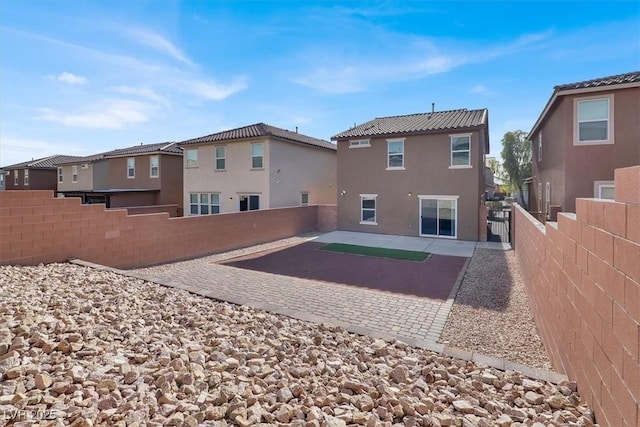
[
  {"left": 56, "top": 142, "right": 181, "bottom": 165},
  {"left": 179, "top": 123, "right": 336, "bottom": 151},
  {"left": 554, "top": 71, "right": 640, "bottom": 92},
  {"left": 106, "top": 142, "right": 181, "bottom": 157},
  {"left": 1, "top": 154, "right": 84, "bottom": 170},
  {"left": 331, "top": 109, "right": 488, "bottom": 139}
]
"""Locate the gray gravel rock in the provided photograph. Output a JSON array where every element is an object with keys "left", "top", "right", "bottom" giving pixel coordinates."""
[{"left": 0, "top": 263, "right": 596, "bottom": 426}]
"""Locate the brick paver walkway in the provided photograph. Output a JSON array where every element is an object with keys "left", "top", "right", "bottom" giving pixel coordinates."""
[{"left": 131, "top": 255, "right": 469, "bottom": 349}]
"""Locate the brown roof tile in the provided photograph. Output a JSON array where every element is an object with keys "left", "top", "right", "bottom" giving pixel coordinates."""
[
  {"left": 554, "top": 71, "right": 640, "bottom": 92},
  {"left": 1, "top": 154, "right": 84, "bottom": 170},
  {"left": 332, "top": 109, "right": 488, "bottom": 140},
  {"left": 56, "top": 142, "right": 181, "bottom": 165},
  {"left": 179, "top": 123, "right": 336, "bottom": 151}
]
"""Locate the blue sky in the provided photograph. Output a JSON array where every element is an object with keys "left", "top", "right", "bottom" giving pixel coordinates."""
[{"left": 1, "top": 0, "right": 639, "bottom": 166}]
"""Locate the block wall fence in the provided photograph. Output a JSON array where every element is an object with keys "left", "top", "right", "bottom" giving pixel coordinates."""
[
  {"left": 513, "top": 165, "right": 639, "bottom": 427},
  {"left": 0, "top": 191, "right": 337, "bottom": 269}
]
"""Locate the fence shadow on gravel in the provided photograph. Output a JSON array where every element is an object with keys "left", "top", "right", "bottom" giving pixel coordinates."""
[{"left": 451, "top": 248, "right": 515, "bottom": 311}]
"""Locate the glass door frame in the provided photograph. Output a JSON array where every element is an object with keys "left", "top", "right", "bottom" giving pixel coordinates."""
[{"left": 418, "top": 195, "right": 459, "bottom": 239}]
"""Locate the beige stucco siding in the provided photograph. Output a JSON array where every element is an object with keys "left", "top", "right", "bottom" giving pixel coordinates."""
[
  {"left": 57, "top": 163, "right": 94, "bottom": 191},
  {"left": 337, "top": 131, "right": 484, "bottom": 241},
  {"left": 183, "top": 140, "right": 270, "bottom": 214},
  {"left": 268, "top": 139, "right": 336, "bottom": 207}
]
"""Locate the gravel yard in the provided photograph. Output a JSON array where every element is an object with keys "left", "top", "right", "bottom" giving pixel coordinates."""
[
  {"left": 440, "top": 249, "right": 552, "bottom": 369},
  {"left": 0, "top": 262, "right": 597, "bottom": 426}
]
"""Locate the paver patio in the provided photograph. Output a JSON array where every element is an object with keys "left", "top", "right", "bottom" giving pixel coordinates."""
[{"left": 132, "top": 234, "right": 472, "bottom": 346}]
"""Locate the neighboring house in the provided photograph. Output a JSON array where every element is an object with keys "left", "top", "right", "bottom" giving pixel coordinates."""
[
  {"left": 56, "top": 142, "right": 183, "bottom": 213},
  {"left": 179, "top": 123, "right": 336, "bottom": 215},
  {"left": 1, "top": 155, "right": 83, "bottom": 191},
  {"left": 528, "top": 71, "right": 640, "bottom": 219},
  {"left": 332, "top": 108, "right": 490, "bottom": 241}
]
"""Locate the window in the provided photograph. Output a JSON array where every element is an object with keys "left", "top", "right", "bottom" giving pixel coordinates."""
[
  {"left": 576, "top": 96, "right": 613, "bottom": 144},
  {"left": 150, "top": 156, "right": 159, "bottom": 178},
  {"left": 537, "top": 182, "right": 542, "bottom": 214},
  {"left": 72, "top": 166, "right": 78, "bottom": 183},
  {"left": 127, "top": 158, "right": 135, "bottom": 179},
  {"left": 451, "top": 134, "right": 471, "bottom": 167},
  {"left": 349, "top": 140, "right": 370, "bottom": 148},
  {"left": 301, "top": 192, "right": 309, "bottom": 205},
  {"left": 24, "top": 169, "right": 29, "bottom": 186},
  {"left": 594, "top": 181, "right": 615, "bottom": 200},
  {"left": 419, "top": 196, "right": 458, "bottom": 238},
  {"left": 538, "top": 133, "right": 542, "bottom": 162},
  {"left": 13, "top": 170, "right": 18, "bottom": 186},
  {"left": 186, "top": 149, "right": 198, "bottom": 167},
  {"left": 251, "top": 143, "right": 264, "bottom": 168},
  {"left": 387, "top": 139, "right": 404, "bottom": 169},
  {"left": 545, "top": 182, "right": 551, "bottom": 219},
  {"left": 189, "top": 193, "right": 220, "bottom": 215},
  {"left": 239, "top": 195, "right": 260, "bottom": 211},
  {"left": 215, "top": 146, "right": 226, "bottom": 170},
  {"left": 360, "top": 194, "right": 377, "bottom": 225},
  {"left": 58, "top": 168, "right": 63, "bottom": 183}
]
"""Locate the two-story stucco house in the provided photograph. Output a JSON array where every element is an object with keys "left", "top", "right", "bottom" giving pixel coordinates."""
[
  {"left": 528, "top": 71, "right": 640, "bottom": 220},
  {"left": 179, "top": 123, "right": 337, "bottom": 215},
  {"left": 1, "top": 155, "right": 82, "bottom": 191},
  {"left": 332, "top": 109, "right": 489, "bottom": 241},
  {"left": 56, "top": 142, "right": 183, "bottom": 214}
]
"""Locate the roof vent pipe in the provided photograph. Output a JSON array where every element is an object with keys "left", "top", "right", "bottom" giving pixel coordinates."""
[
  {"left": 295, "top": 126, "right": 298, "bottom": 133},
  {"left": 431, "top": 103, "right": 435, "bottom": 113}
]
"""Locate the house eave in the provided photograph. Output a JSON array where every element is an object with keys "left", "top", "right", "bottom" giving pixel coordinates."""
[{"left": 528, "top": 80, "right": 640, "bottom": 141}]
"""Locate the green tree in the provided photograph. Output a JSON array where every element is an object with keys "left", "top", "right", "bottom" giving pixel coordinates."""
[{"left": 500, "top": 130, "right": 531, "bottom": 206}]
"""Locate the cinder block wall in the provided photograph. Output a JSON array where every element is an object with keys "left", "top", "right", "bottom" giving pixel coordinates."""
[
  {"left": 513, "top": 166, "right": 639, "bottom": 427},
  {"left": 1, "top": 191, "right": 337, "bottom": 269}
]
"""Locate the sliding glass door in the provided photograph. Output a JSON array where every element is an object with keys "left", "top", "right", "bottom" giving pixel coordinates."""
[{"left": 419, "top": 197, "right": 457, "bottom": 238}]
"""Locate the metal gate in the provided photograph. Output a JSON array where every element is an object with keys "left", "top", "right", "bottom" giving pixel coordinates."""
[{"left": 487, "top": 208, "right": 511, "bottom": 243}]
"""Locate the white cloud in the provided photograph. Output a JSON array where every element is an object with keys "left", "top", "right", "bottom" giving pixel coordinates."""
[
  {"left": 37, "top": 99, "right": 155, "bottom": 129},
  {"left": 126, "top": 28, "right": 194, "bottom": 66},
  {"left": 294, "top": 67, "right": 363, "bottom": 94},
  {"left": 470, "top": 84, "right": 494, "bottom": 95},
  {"left": 185, "top": 78, "right": 248, "bottom": 100},
  {"left": 114, "top": 86, "right": 171, "bottom": 108},
  {"left": 56, "top": 72, "right": 87, "bottom": 85}
]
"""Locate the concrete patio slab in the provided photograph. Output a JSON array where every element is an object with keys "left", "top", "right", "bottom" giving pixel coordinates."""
[{"left": 313, "top": 230, "right": 476, "bottom": 258}]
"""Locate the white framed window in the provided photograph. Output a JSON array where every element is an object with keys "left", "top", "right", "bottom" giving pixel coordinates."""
[
  {"left": 419, "top": 195, "right": 458, "bottom": 239},
  {"left": 349, "top": 140, "right": 371, "bottom": 148},
  {"left": 575, "top": 95, "right": 614, "bottom": 145},
  {"left": 360, "top": 194, "right": 377, "bottom": 225},
  {"left": 216, "top": 146, "right": 226, "bottom": 170},
  {"left": 251, "top": 143, "right": 264, "bottom": 169},
  {"left": 538, "top": 133, "right": 542, "bottom": 162},
  {"left": 450, "top": 134, "right": 471, "bottom": 168},
  {"left": 24, "top": 169, "right": 29, "bottom": 186},
  {"left": 150, "top": 156, "right": 159, "bottom": 178},
  {"left": 72, "top": 166, "right": 78, "bottom": 183},
  {"left": 594, "top": 181, "right": 615, "bottom": 200},
  {"left": 545, "top": 182, "right": 551, "bottom": 219},
  {"left": 387, "top": 139, "right": 405, "bottom": 169},
  {"left": 301, "top": 192, "right": 309, "bottom": 206},
  {"left": 58, "top": 168, "right": 63, "bottom": 183},
  {"left": 13, "top": 170, "right": 18, "bottom": 186},
  {"left": 189, "top": 192, "right": 220, "bottom": 215},
  {"left": 127, "top": 158, "right": 135, "bottom": 179},
  {"left": 186, "top": 149, "right": 198, "bottom": 167}
]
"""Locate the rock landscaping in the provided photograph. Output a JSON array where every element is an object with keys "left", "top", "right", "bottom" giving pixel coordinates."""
[{"left": 0, "top": 263, "right": 597, "bottom": 426}]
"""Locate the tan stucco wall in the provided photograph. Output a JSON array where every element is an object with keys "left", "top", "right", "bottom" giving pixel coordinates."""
[
  {"left": 533, "top": 86, "right": 640, "bottom": 213},
  {"left": 57, "top": 163, "right": 94, "bottom": 191},
  {"left": 107, "top": 156, "right": 162, "bottom": 190},
  {"left": 336, "top": 131, "right": 485, "bottom": 241},
  {"left": 158, "top": 155, "right": 183, "bottom": 208},
  {"left": 269, "top": 139, "right": 336, "bottom": 207},
  {"left": 183, "top": 140, "right": 270, "bottom": 214}
]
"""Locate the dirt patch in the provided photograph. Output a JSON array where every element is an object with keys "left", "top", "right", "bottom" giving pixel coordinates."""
[{"left": 220, "top": 241, "right": 467, "bottom": 300}]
